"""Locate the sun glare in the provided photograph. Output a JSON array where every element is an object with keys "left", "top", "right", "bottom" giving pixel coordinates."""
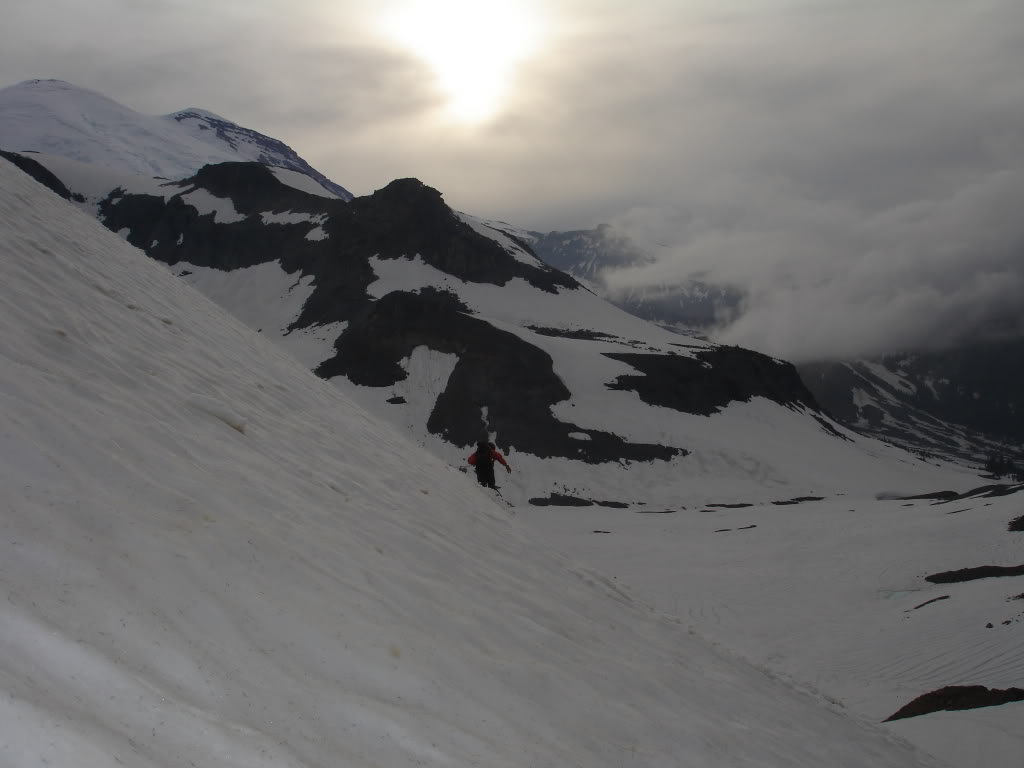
[{"left": 379, "top": 0, "right": 543, "bottom": 124}]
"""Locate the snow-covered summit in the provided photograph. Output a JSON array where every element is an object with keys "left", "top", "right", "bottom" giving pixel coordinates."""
[
  {"left": 0, "top": 78, "right": 351, "bottom": 198},
  {"left": 170, "top": 105, "right": 231, "bottom": 123}
]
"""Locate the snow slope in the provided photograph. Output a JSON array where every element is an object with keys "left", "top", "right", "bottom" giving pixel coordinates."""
[
  {"left": 1, "top": 157, "right": 956, "bottom": 767},
  {"left": 0, "top": 79, "right": 351, "bottom": 198}
]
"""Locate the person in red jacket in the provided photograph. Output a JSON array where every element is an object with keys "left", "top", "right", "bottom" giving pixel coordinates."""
[{"left": 468, "top": 441, "right": 511, "bottom": 489}]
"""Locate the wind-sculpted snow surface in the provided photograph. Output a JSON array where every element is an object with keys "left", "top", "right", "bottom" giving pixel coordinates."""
[{"left": 0, "top": 157, "right": 955, "bottom": 768}]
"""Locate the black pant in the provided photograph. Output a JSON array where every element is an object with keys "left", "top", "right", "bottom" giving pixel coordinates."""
[{"left": 475, "top": 465, "right": 496, "bottom": 488}]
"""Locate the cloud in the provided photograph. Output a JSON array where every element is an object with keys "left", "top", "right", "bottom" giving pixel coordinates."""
[
  {"left": 0, "top": 1, "right": 438, "bottom": 151},
  {"left": 587, "top": 0, "right": 1024, "bottom": 361}
]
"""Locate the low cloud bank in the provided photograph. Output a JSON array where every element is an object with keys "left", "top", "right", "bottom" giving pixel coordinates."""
[
  {"left": 586, "top": 1, "right": 1024, "bottom": 361},
  {"left": 605, "top": 167, "right": 1024, "bottom": 361}
]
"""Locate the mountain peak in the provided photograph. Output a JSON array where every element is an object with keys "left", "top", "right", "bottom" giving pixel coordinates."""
[
  {"left": 12, "top": 78, "right": 79, "bottom": 90},
  {"left": 371, "top": 177, "right": 446, "bottom": 210},
  {"left": 1, "top": 78, "right": 123, "bottom": 110},
  {"left": 5, "top": 78, "right": 117, "bottom": 103},
  {"left": 0, "top": 79, "right": 352, "bottom": 198},
  {"left": 169, "top": 106, "right": 232, "bottom": 123}
]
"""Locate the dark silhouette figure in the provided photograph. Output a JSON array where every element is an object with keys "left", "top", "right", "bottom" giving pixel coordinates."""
[{"left": 468, "top": 441, "right": 511, "bottom": 489}]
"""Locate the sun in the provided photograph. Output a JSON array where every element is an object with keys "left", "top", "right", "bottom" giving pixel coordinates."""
[{"left": 378, "top": 0, "right": 543, "bottom": 124}]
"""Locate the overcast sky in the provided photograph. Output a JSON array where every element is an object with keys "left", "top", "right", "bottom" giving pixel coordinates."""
[{"left": 3, "top": 0, "right": 1023, "bottom": 360}]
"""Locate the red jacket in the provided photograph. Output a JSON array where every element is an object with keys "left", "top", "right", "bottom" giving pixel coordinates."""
[{"left": 468, "top": 448, "right": 509, "bottom": 468}]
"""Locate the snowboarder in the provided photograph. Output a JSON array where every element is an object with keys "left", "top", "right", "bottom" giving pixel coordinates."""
[{"left": 468, "top": 441, "right": 511, "bottom": 489}]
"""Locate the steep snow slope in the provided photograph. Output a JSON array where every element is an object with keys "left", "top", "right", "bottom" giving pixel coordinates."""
[
  {"left": 0, "top": 79, "right": 351, "bottom": 198},
  {"left": 1, "top": 158, "right": 954, "bottom": 767}
]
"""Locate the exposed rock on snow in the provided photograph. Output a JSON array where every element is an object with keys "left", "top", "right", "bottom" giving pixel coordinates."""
[
  {"left": 924, "top": 564, "right": 1024, "bottom": 584},
  {"left": 605, "top": 346, "right": 822, "bottom": 416},
  {"left": 885, "top": 685, "right": 1024, "bottom": 722},
  {"left": 0, "top": 149, "right": 81, "bottom": 201},
  {"left": 318, "top": 288, "right": 680, "bottom": 463}
]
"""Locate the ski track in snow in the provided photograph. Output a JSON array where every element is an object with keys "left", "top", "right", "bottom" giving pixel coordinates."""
[{"left": 2, "top": 158, "right": 962, "bottom": 768}]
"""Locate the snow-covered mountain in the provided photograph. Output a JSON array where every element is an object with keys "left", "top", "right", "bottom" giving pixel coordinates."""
[
  {"left": 3, "top": 78, "right": 1023, "bottom": 765},
  {"left": 7, "top": 147, "right": 953, "bottom": 502},
  {"left": 528, "top": 223, "right": 653, "bottom": 285},
  {"left": 528, "top": 224, "right": 742, "bottom": 334},
  {"left": 800, "top": 344, "right": 1024, "bottom": 466},
  {"left": 0, "top": 136, "right": 970, "bottom": 768},
  {"left": 0, "top": 78, "right": 351, "bottom": 198}
]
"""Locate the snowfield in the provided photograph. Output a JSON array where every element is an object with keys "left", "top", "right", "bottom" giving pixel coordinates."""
[
  {"left": 517, "top": 493, "right": 1024, "bottom": 768},
  {"left": 0, "top": 148, "right": 963, "bottom": 767}
]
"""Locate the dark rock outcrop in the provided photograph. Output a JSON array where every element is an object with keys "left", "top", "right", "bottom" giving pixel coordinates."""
[
  {"left": 527, "top": 326, "right": 619, "bottom": 341},
  {"left": 98, "top": 164, "right": 577, "bottom": 326},
  {"left": 884, "top": 685, "right": 1024, "bottom": 721},
  {"left": 317, "top": 288, "right": 680, "bottom": 463},
  {"left": 909, "top": 595, "right": 950, "bottom": 611},
  {"left": 605, "top": 346, "right": 822, "bottom": 416},
  {"left": 529, "top": 494, "right": 593, "bottom": 507},
  {"left": 1, "top": 151, "right": 82, "bottom": 201},
  {"left": 901, "top": 484, "right": 1024, "bottom": 503},
  {"left": 925, "top": 564, "right": 1024, "bottom": 584},
  {"left": 527, "top": 494, "right": 629, "bottom": 508},
  {"left": 346, "top": 178, "right": 576, "bottom": 292},
  {"left": 170, "top": 108, "right": 353, "bottom": 199},
  {"left": 66, "top": 162, "right": 683, "bottom": 463}
]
